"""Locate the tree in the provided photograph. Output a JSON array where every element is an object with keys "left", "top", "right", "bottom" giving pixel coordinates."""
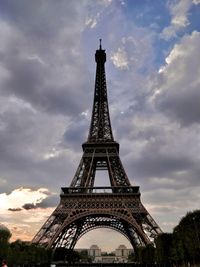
[
  {"left": 173, "top": 210, "right": 200, "bottom": 265},
  {"left": 53, "top": 248, "right": 80, "bottom": 264},
  {"left": 127, "top": 251, "right": 135, "bottom": 262},
  {"left": 134, "top": 246, "right": 144, "bottom": 263},
  {"left": 0, "top": 225, "right": 12, "bottom": 260},
  {"left": 143, "top": 244, "right": 155, "bottom": 264},
  {"left": 8, "top": 240, "right": 52, "bottom": 266},
  {"left": 134, "top": 244, "right": 155, "bottom": 265},
  {"left": 155, "top": 233, "right": 173, "bottom": 266},
  {"left": 78, "top": 250, "right": 92, "bottom": 263},
  {"left": 170, "top": 228, "right": 186, "bottom": 266}
]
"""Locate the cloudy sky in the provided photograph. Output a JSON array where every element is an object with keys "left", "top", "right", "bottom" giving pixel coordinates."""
[{"left": 0, "top": 0, "right": 200, "bottom": 252}]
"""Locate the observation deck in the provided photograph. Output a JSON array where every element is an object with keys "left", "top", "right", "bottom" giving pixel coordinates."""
[{"left": 61, "top": 186, "right": 140, "bottom": 195}]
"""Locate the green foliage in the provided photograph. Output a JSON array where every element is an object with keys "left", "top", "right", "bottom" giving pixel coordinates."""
[
  {"left": 173, "top": 210, "right": 200, "bottom": 265},
  {"left": 134, "top": 246, "right": 144, "bottom": 263},
  {"left": 155, "top": 233, "right": 173, "bottom": 264},
  {"left": 108, "top": 252, "right": 115, "bottom": 256},
  {"left": 127, "top": 251, "right": 135, "bottom": 262},
  {"left": 170, "top": 229, "right": 185, "bottom": 265},
  {"left": 1, "top": 210, "right": 200, "bottom": 266},
  {"left": 53, "top": 248, "right": 80, "bottom": 264},
  {"left": 78, "top": 250, "right": 92, "bottom": 263},
  {"left": 53, "top": 247, "right": 66, "bottom": 261},
  {"left": 134, "top": 244, "right": 155, "bottom": 264},
  {"left": 8, "top": 240, "right": 52, "bottom": 266},
  {"left": 0, "top": 225, "right": 12, "bottom": 260},
  {"left": 0, "top": 225, "right": 12, "bottom": 243},
  {"left": 154, "top": 210, "right": 200, "bottom": 266},
  {"left": 143, "top": 244, "right": 155, "bottom": 264}
]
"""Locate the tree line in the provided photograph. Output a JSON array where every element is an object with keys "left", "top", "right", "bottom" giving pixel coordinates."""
[
  {"left": 130, "top": 210, "right": 200, "bottom": 266},
  {"left": 1, "top": 210, "right": 200, "bottom": 266}
]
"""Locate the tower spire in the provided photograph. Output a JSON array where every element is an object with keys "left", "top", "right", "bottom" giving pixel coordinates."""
[
  {"left": 99, "top": 38, "right": 102, "bottom": 50},
  {"left": 87, "top": 40, "right": 113, "bottom": 142}
]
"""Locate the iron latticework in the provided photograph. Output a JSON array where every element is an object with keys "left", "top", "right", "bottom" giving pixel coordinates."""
[{"left": 32, "top": 41, "right": 162, "bottom": 249}]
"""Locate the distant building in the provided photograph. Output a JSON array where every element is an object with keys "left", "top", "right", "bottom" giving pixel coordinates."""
[
  {"left": 88, "top": 244, "right": 101, "bottom": 258},
  {"left": 115, "top": 244, "right": 133, "bottom": 262},
  {"left": 76, "top": 244, "right": 133, "bottom": 263}
]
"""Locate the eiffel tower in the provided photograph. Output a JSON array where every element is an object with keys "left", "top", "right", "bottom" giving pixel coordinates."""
[{"left": 32, "top": 40, "right": 162, "bottom": 249}]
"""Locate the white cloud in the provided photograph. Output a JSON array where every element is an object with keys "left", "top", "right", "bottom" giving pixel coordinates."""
[
  {"left": 3, "top": 207, "right": 55, "bottom": 241},
  {"left": 110, "top": 47, "right": 129, "bottom": 69},
  {"left": 0, "top": 187, "right": 49, "bottom": 210},
  {"left": 110, "top": 35, "right": 154, "bottom": 72},
  {"left": 171, "top": 1, "right": 190, "bottom": 27},
  {"left": 85, "top": 16, "right": 99, "bottom": 28},
  {"left": 193, "top": 0, "right": 200, "bottom": 4},
  {"left": 101, "top": 0, "right": 112, "bottom": 7},
  {"left": 0, "top": 187, "right": 57, "bottom": 241},
  {"left": 160, "top": 0, "right": 192, "bottom": 40},
  {"left": 84, "top": 0, "right": 113, "bottom": 29}
]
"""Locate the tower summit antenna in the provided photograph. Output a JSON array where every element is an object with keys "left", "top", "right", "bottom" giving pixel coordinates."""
[{"left": 99, "top": 38, "right": 102, "bottom": 50}]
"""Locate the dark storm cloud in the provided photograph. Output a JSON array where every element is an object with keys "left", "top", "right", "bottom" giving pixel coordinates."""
[
  {"left": 2, "top": 54, "right": 87, "bottom": 115},
  {"left": 0, "top": 42, "right": 90, "bottom": 117},
  {"left": 0, "top": 0, "right": 83, "bottom": 41},
  {"left": 154, "top": 31, "right": 200, "bottom": 126},
  {"left": 0, "top": 0, "right": 91, "bottom": 116},
  {"left": 144, "top": 187, "right": 197, "bottom": 205},
  {"left": 8, "top": 208, "right": 22, "bottom": 212},
  {"left": 0, "top": 108, "right": 37, "bottom": 176},
  {"left": 63, "top": 115, "right": 89, "bottom": 150},
  {"left": 0, "top": 102, "right": 80, "bottom": 194},
  {"left": 36, "top": 195, "right": 59, "bottom": 208},
  {"left": 0, "top": 0, "right": 93, "bottom": 194},
  {"left": 22, "top": 203, "right": 37, "bottom": 210},
  {"left": 156, "top": 87, "right": 200, "bottom": 126},
  {"left": 22, "top": 195, "right": 58, "bottom": 210},
  {"left": 0, "top": 146, "right": 78, "bottom": 194},
  {"left": 115, "top": 108, "right": 200, "bottom": 192},
  {"left": 132, "top": 152, "right": 193, "bottom": 178}
]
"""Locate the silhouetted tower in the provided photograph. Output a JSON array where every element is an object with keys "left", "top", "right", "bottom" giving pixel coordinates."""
[{"left": 32, "top": 41, "right": 162, "bottom": 249}]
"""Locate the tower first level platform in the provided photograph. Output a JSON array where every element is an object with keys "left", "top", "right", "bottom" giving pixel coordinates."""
[{"left": 33, "top": 186, "right": 161, "bottom": 249}]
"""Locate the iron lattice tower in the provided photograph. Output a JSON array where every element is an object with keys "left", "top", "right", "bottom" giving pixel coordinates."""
[{"left": 32, "top": 41, "right": 162, "bottom": 249}]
